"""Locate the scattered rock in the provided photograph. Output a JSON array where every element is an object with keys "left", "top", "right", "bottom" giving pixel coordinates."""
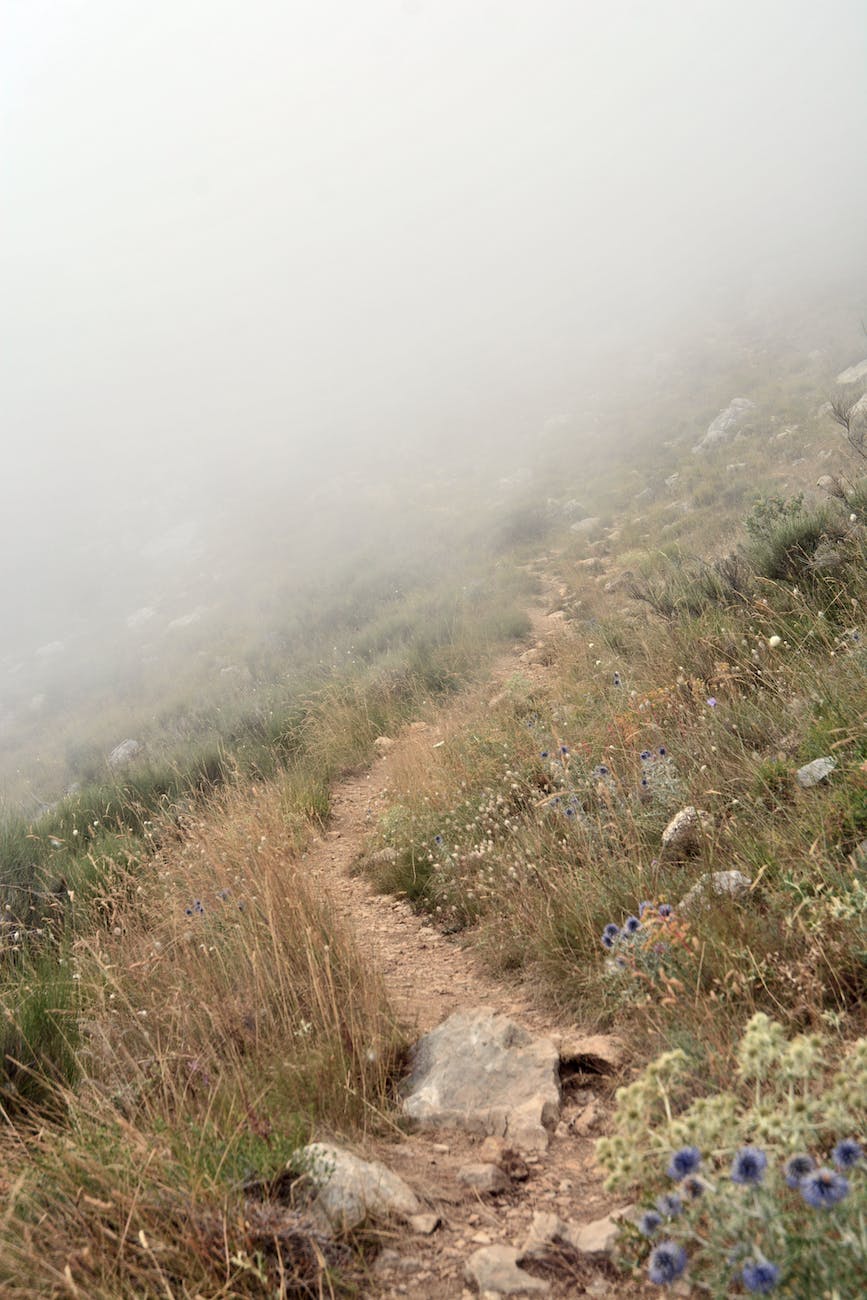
[
  {"left": 457, "top": 1163, "right": 511, "bottom": 1195},
  {"left": 796, "top": 756, "right": 836, "bottom": 788},
  {"left": 465, "top": 1245, "right": 550, "bottom": 1295},
  {"left": 679, "top": 870, "right": 753, "bottom": 914},
  {"left": 373, "top": 736, "right": 396, "bottom": 755},
  {"left": 661, "top": 806, "right": 713, "bottom": 855},
  {"left": 520, "top": 1208, "right": 625, "bottom": 1261},
  {"left": 107, "top": 738, "right": 144, "bottom": 771},
  {"left": 295, "top": 1142, "right": 420, "bottom": 1233},
  {"left": 402, "top": 1009, "right": 561, "bottom": 1151},
  {"left": 693, "top": 397, "right": 755, "bottom": 453}
]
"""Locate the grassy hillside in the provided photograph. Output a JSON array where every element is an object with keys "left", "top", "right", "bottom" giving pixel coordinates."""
[{"left": 1, "top": 309, "right": 867, "bottom": 1294}]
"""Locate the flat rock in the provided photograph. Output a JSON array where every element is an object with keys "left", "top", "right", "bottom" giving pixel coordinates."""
[
  {"left": 402, "top": 1009, "right": 561, "bottom": 1152},
  {"left": 836, "top": 358, "right": 867, "bottom": 385},
  {"left": 661, "top": 806, "right": 713, "bottom": 854},
  {"left": 572, "top": 1213, "right": 621, "bottom": 1258},
  {"left": 679, "top": 870, "right": 752, "bottom": 913},
  {"left": 409, "top": 1212, "right": 441, "bottom": 1235},
  {"left": 457, "top": 1162, "right": 511, "bottom": 1194},
  {"left": 796, "top": 756, "right": 836, "bottom": 788},
  {"left": 521, "top": 1208, "right": 627, "bottom": 1261},
  {"left": 296, "top": 1142, "right": 420, "bottom": 1233},
  {"left": 692, "top": 397, "right": 755, "bottom": 453},
  {"left": 107, "top": 738, "right": 144, "bottom": 770},
  {"left": 465, "top": 1245, "right": 550, "bottom": 1294},
  {"left": 558, "top": 1033, "right": 624, "bottom": 1074}
]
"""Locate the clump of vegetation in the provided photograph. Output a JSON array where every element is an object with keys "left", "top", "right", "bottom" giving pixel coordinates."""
[{"left": 598, "top": 1015, "right": 867, "bottom": 1295}]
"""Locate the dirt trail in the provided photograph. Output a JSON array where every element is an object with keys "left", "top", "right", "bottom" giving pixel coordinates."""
[{"left": 301, "top": 573, "right": 639, "bottom": 1298}]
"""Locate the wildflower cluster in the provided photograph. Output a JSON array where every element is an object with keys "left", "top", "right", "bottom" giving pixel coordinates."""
[
  {"left": 598, "top": 1016, "right": 867, "bottom": 1296},
  {"left": 600, "top": 901, "right": 695, "bottom": 1008}
]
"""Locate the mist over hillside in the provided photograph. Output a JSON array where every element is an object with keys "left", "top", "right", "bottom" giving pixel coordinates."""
[{"left": 2, "top": 1, "right": 867, "bottom": 805}]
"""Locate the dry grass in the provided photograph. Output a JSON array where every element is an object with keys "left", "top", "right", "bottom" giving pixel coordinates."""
[{"left": 0, "top": 775, "right": 403, "bottom": 1297}]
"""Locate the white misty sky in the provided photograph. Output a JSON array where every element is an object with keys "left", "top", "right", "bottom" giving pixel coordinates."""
[{"left": 1, "top": 0, "right": 866, "bottom": 630}]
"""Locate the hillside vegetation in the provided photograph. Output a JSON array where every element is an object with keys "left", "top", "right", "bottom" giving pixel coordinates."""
[{"left": 2, "top": 318, "right": 867, "bottom": 1294}]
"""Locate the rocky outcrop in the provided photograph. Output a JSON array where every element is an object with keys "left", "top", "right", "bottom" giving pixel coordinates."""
[
  {"left": 796, "top": 756, "right": 836, "bottom": 788},
  {"left": 692, "top": 397, "right": 755, "bottom": 453},
  {"left": 402, "top": 1009, "right": 561, "bottom": 1151},
  {"left": 661, "top": 806, "right": 713, "bottom": 855},
  {"left": 107, "top": 738, "right": 144, "bottom": 770},
  {"left": 679, "top": 870, "right": 752, "bottom": 914}
]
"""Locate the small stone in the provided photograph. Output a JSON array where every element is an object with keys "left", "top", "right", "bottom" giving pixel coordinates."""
[
  {"left": 295, "top": 1142, "right": 420, "bottom": 1233},
  {"left": 572, "top": 1100, "right": 599, "bottom": 1135},
  {"left": 465, "top": 1245, "right": 550, "bottom": 1294},
  {"left": 374, "top": 736, "right": 396, "bottom": 754},
  {"left": 572, "top": 1213, "right": 621, "bottom": 1258},
  {"left": 458, "top": 1163, "right": 511, "bottom": 1194},
  {"left": 796, "top": 756, "right": 836, "bottom": 788},
  {"left": 471, "top": 1232, "right": 493, "bottom": 1245},
  {"left": 409, "top": 1213, "right": 441, "bottom": 1235}
]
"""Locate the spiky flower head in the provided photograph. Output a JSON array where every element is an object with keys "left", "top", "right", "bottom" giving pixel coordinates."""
[
  {"left": 647, "top": 1241, "right": 687, "bottom": 1286},
  {"left": 731, "top": 1146, "right": 768, "bottom": 1185},
  {"left": 741, "top": 1259, "right": 780, "bottom": 1293},
  {"left": 799, "top": 1167, "right": 849, "bottom": 1209},
  {"left": 666, "top": 1146, "right": 701, "bottom": 1180}
]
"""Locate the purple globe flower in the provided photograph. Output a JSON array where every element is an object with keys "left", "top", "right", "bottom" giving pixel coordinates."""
[
  {"left": 731, "top": 1146, "right": 767, "bottom": 1185},
  {"left": 784, "top": 1154, "right": 815, "bottom": 1189},
  {"left": 638, "top": 1209, "right": 662, "bottom": 1237},
  {"left": 658, "top": 902, "right": 673, "bottom": 918},
  {"left": 800, "top": 1167, "right": 849, "bottom": 1209},
  {"left": 742, "top": 1259, "right": 780, "bottom": 1293},
  {"left": 647, "top": 1241, "right": 687, "bottom": 1286},
  {"left": 624, "top": 915, "right": 642, "bottom": 935},
  {"left": 832, "top": 1139, "right": 862, "bottom": 1170},
  {"left": 656, "top": 1192, "right": 683, "bottom": 1218},
  {"left": 667, "top": 1146, "right": 701, "bottom": 1180}
]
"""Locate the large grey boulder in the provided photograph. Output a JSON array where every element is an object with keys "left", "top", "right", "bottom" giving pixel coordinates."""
[
  {"left": 107, "top": 738, "right": 144, "bottom": 771},
  {"left": 295, "top": 1142, "right": 420, "bottom": 1233},
  {"left": 402, "top": 1009, "right": 561, "bottom": 1151},
  {"left": 693, "top": 397, "right": 755, "bottom": 453}
]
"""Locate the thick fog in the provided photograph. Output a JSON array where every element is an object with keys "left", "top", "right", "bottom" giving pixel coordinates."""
[{"left": 2, "top": 0, "right": 867, "bottom": 794}]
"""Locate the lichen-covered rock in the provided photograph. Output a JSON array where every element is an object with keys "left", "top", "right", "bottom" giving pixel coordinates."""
[
  {"left": 107, "top": 738, "right": 143, "bottom": 770},
  {"left": 457, "top": 1162, "right": 510, "bottom": 1194},
  {"left": 295, "top": 1142, "right": 420, "bottom": 1233},
  {"left": 693, "top": 397, "right": 755, "bottom": 453},
  {"left": 661, "top": 807, "right": 713, "bottom": 854},
  {"left": 402, "top": 1009, "right": 560, "bottom": 1151}
]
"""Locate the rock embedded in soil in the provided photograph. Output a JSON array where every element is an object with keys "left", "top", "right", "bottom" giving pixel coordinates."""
[
  {"left": 557, "top": 1033, "right": 624, "bottom": 1074},
  {"left": 457, "top": 1162, "right": 511, "bottom": 1194},
  {"left": 521, "top": 1208, "right": 628, "bottom": 1261},
  {"left": 402, "top": 1009, "right": 561, "bottom": 1152},
  {"left": 295, "top": 1142, "right": 420, "bottom": 1233},
  {"left": 796, "top": 756, "right": 836, "bottom": 788},
  {"left": 464, "top": 1244, "right": 550, "bottom": 1295},
  {"left": 678, "top": 870, "right": 752, "bottom": 914}
]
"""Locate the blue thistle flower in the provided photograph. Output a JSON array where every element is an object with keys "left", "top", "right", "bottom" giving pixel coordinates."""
[
  {"left": 647, "top": 1241, "right": 687, "bottom": 1286},
  {"left": 624, "top": 915, "right": 641, "bottom": 935},
  {"left": 655, "top": 1192, "right": 683, "bottom": 1218},
  {"left": 565, "top": 807, "right": 575, "bottom": 818},
  {"left": 601, "top": 933, "right": 615, "bottom": 950},
  {"left": 596, "top": 764, "right": 609, "bottom": 776},
  {"left": 742, "top": 1259, "right": 780, "bottom": 1293},
  {"left": 185, "top": 906, "right": 193, "bottom": 916},
  {"left": 681, "top": 1175, "right": 707, "bottom": 1200},
  {"left": 667, "top": 1146, "right": 701, "bottom": 1180},
  {"left": 640, "top": 750, "right": 653, "bottom": 761},
  {"left": 603, "top": 923, "right": 620, "bottom": 939},
  {"left": 613, "top": 672, "right": 622, "bottom": 686},
  {"left": 434, "top": 834, "right": 443, "bottom": 845},
  {"left": 560, "top": 745, "right": 569, "bottom": 755},
  {"left": 731, "top": 1147, "right": 767, "bottom": 1185},
  {"left": 832, "top": 1139, "right": 862, "bottom": 1170},
  {"left": 658, "top": 903, "right": 673, "bottom": 918},
  {"left": 800, "top": 1167, "right": 849, "bottom": 1209},
  {"left": 540, "top": 750, "right": 549, "bottom": 759},
  {"left": 638, "top": 1209, "right": 662, "bottom": 1237},
  {"left": 784, "top": 1154, "right": 815, "bottom": 1189},
  {"left": 658, "top": 746, "right": 667, "bottom": 757},
  {"left": 641, "top": 776, "right": 649, "bottom": 788},
  {"left": 639, "top": 900, "right": 653, "bottom": 916}
]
